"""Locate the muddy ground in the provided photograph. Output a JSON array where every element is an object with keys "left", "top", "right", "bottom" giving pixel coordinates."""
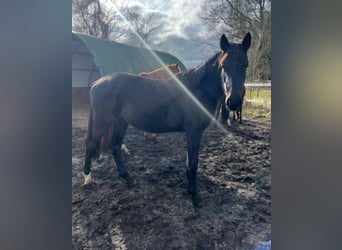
[{"left": 72, "top": 104, "right": 271, "bottom": 250}]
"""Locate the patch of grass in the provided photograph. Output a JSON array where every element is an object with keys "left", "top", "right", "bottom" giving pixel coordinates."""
[
  {"left": 245, "top": 88, "right": 271, "bottom": 101},
  {"left": 243, "top": 103, "right": 271, "bottom": 124},
  {"left": 240, "top": 87, "right": 271, "bottom": 124}
]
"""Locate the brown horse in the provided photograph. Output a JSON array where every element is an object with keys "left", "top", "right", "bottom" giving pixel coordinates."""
[
  {"left": 139, "top": 63, "right": 182, "bottom": 140},
  {"left": 93, "top": 63, "right": 182, "bottom": 161},
  {"left": 139, "top": 63, "right": 181, "bottom": 80}
]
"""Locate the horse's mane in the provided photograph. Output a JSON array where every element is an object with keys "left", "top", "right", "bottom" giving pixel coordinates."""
[{"left": 177, "top": 52, "right": 221, "bottom": 88}]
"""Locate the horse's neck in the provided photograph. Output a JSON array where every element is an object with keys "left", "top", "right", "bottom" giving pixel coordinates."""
[
  {"left": 196, "top": 53, "right": 224, "bottom": 105},
  {"left": 170, "top": 66, "right": 178, "bottom": 74},
  {"left": 154, "top": 66, "right": 175, "bottom": 75},
  {"left": 179, "top": 52, "right": 221, "bottom": 91},
  {"left": 152, "top": 68, "right": 163, "bottom": 74},
  {"left": 205, "top": 52, "right": 222, "bottom": 69},
  {"left": 181, "top": 52, "right": 221, "bottom": 83},
  {"left": 176, "top": 52, "right": 223, "bottom": 111}
]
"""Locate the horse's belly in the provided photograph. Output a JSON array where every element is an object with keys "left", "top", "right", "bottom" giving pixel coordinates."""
[
  {"left": 138, "top": 119, "right": 183, "bottom": 133},
  {"left": 124, "top": 105, "right": 184, "bottom": 133}
]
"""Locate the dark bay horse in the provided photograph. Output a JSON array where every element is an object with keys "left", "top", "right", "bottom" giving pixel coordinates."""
[
  {"left": 139, "top": 63, "right": 182, "bottom": 140},
  {"left": 83, "top": 33, "right": 251, "bottom": 207}
]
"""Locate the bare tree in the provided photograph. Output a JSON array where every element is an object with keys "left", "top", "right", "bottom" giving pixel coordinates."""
[
  {"left": 125, "top": 10, "right": 162, "bottom": 47},
  {"left": 72, "top": 0, "right": 127, "bottom": 41},
  {"left": 201, "top": 0, "right": 271, "bottom": 81}
]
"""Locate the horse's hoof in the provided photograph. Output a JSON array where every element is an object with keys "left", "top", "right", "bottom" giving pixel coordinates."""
[
  {"left": 82, "top": 172, "right": 92, "bottom": 186},
  {"left": 143, "top": 132, "right": 148, "bottom": 139},
  {"left": 193, "top": 195, "right": 204, "bottom": 208},
  {"left": 121, "top": 144, "right": 130, "bottom": 155},
  {"left": 126, "top": 178, "right": 137, "bottom": 189}
]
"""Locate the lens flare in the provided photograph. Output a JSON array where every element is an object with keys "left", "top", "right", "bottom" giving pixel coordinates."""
[{"left": 107, "top": 0, "right": 230, "bottom": 133}]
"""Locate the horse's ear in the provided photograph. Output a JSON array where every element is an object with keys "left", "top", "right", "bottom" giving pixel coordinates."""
[
  {"left": 242, "top": 32, "right": 251, "bottom": 51},
  {"left": 220, "top": 34, "right": 229, "bottom": 52}
]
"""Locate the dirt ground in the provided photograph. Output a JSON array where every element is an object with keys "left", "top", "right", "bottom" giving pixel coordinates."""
[{"left": 72, "top": 103, "right": 271, "bottom": 250}]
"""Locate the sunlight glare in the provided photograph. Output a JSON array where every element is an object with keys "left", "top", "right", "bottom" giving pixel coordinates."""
[{"left": 107, "top": 0, "right": 230, "bottom": 134}]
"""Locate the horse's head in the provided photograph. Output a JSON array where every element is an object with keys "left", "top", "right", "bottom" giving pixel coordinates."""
[
  {"left": 169, "top": 63, "right": 181, "bottom": 74},
  {"left": 219, "top": 32, "right": 251, "bottom": 111}
]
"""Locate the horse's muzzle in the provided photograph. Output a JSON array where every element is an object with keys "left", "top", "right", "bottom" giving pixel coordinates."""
[{"left": 227, "top": 96, "right": 242, "bottom": 111}]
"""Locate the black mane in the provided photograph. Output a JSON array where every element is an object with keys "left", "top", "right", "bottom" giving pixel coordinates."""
[{"left": 176, "top": 52, "right": 221, "bottom": 88}]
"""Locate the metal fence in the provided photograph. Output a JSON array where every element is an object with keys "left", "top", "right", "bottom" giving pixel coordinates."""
[{"left": 244, "top": 82, "right": 271, "bottom": 87}]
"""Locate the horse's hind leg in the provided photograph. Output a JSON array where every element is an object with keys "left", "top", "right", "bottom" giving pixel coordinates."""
[
  {"left": 83, "top": 131, "right": 102, "bottom": 185},
  {"left": 110, "top": 118, "right": 135, "bottom": 188},
  {"left": 97, "top": 125, "right": 114, "bottom": 162},
  {"left": 96, "top": 136, "right": 106, "bottom": 162}
]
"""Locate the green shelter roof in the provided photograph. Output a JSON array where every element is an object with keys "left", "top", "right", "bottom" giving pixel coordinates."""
[{"left": 72, "top": 32, "right": 186, "bottom": 77}]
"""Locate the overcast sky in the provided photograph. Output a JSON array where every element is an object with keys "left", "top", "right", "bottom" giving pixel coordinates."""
[
  {"left": 127, "top": 0, "right": 205, "bottom": 40},
  {"left": 104, "top": 0, "right": 218, "bottom": 68}
]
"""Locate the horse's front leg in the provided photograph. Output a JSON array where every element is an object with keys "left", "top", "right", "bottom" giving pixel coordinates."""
[
  {"left": 221, "top": 101, "right": 231, "bottom": 126},
  {"left": 186, "top": 131, "right": 204, "bottom": 207},
  {"left": 226, "top": 109, "right": 231, "bottom": 126},
  {"left": 239, "top": 107, "right": 243, "bottom": 124}
]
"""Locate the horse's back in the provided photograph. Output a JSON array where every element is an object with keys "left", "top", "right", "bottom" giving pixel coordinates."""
[
  {"left": 90, "top": 73, "right": 150, "bottom": 102},
  {"left": 89, "top": 72, "right": 186, "bottom": 127},
  {"left": 91, "top": 72, "right": 137, "bottom": 90}
]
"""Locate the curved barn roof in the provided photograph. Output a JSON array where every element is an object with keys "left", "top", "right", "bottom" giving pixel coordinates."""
[{"left": 72, "top": 32, "right": 186, "bottom": 87}]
